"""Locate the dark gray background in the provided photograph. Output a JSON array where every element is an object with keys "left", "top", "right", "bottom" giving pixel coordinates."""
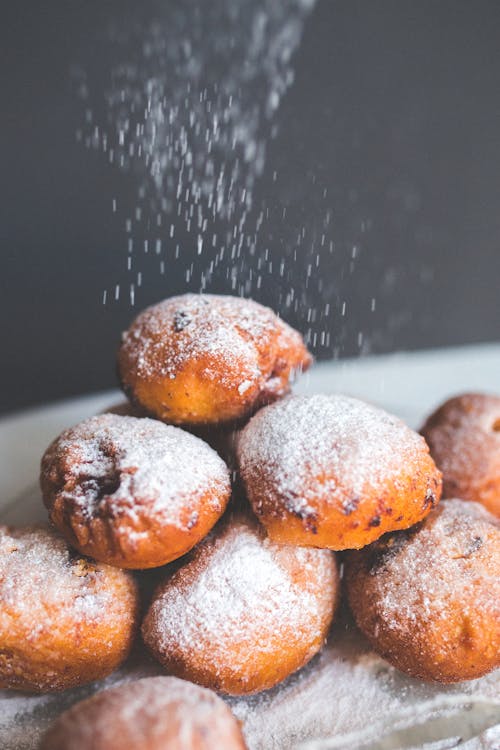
[{"left": 1, "top": 0, "right": 499, "bottom": 416}]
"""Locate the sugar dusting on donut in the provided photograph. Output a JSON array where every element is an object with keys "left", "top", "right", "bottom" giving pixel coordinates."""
[
  {"left": 0, "top": 526, "right": 124, "bottom": 625},
  {"left": 237, "top": 394, "right": 435, "bottom": 518},
  {"left": 364, "top": 499, "right": 500, "bottom": 631},
  {"left": 120, "top": 293, "right": 309, "bottom": 388},
  {"left": 144, "top": 517, "right": 336, "bottom": 680},
  {"left": 41, "top": 676, "right": 246, "bottom": 749},
  {"left": 83, "top": 676, "right": 228, "bottom": 729},
  {"left": 42, "top": 414, "right": 230, "bottom": 532}
]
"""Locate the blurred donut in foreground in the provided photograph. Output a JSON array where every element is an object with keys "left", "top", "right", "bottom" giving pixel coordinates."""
[{"left": 40, "top": 676, "right": 247, "bottom": 750}]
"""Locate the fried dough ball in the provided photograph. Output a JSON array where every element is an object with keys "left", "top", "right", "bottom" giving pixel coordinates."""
[
  {"left": 236, "top": 394, "right": 442, "bottom": 550},
  {"left": 0, "top": 525, "right": 139, "bottom": 692},
  {"left": 345, "top": 499, "right": 500, "bottom": 683},
  {"left": 40, "top": 676, "right": 247, "bottom": 750},
  {"left": 142, "top": 513, "right": 339, "bottom": 695},
  {"left": 118, "top": 294, "right": 312, "bottom": 426},
  {"left": 41, "top": 414, "right": 231, "bottom": 569},
  {"left": 421, "top": 393, "right": 500, "bottom": 517}
]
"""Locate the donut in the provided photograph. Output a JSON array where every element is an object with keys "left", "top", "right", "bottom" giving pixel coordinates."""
[
  {"left": 40, "top": 676, "right": 247, "bottom": 750},
  {"left": 236, "top": 394, "right": 442, "bottom": 550},
  {"left": 421, "top": 392, "right": 500, "bottom": 517},
  {"left": 344, "top": 499, "right": 500, "bottom": 683},
  {"left": 142, "top": 512, "right": 339, "bottom": 695},
  {"left": 0, "top": 525, "right": 138, "bottom": 692},
  {"left": 117, "top": 294, "right": 312, "bottom": 426},
  {"left": 41, "top": 414, "right": 231, "bottom": 569}
]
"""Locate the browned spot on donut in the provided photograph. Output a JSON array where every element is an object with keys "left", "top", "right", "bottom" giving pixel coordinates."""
[
  {"left": 71, "top": 557, "right": 96, "bottom": 577},
  {"left": 469, "top": 536, "right": 483, "bottom": 553},
  {"left": 367, "top": 526, "right": 421, "bottom": 573},
  {"left": 453, "top": 536, "right": 484, "bottom": 559},
  {"left": 173, "top": 310, "right": 192, "bottom": 332},
  {"left": 186, "top": 512, "right": 199, "bottom": 530},
  {"left": 459, "top": 617, "right": 475, "bottom": 649},
  {"left": 423, "top": 490, "right": 437, "bottom": 509},
  {"left": 304, "top": 520, "right": 318, "bottom": 534},
  {"left": 343, "top": 497, "right": 360, "bottom": 515},
  {"left": 492, "top": 418, "right": 500, "bottom": 432},
  {"left": 97, "top": 473, "right": 122, "bottom": 501},
  {"left": 290, "top": 507, "right": 318, "bottom": 534}
]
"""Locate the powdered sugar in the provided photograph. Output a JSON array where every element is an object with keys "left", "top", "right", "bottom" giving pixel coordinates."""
[
  {"left": 237, "top": 393, "right": 433, "bottom": 517},
  {"left": 42, "top": 413, "right": 230, "bottom": 532},
  {"left": 142, "top": 515, "right": 336, "bottom": 687}
]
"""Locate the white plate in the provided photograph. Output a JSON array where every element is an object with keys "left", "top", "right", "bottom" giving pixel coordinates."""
[{"left": 0, "top": 344, "right": 499, "bottom": 750}]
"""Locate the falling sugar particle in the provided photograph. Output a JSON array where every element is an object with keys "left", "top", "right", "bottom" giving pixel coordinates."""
[
  {"left": 76, "top": 1, "right": 316, "bottom": 300},
  {"left": 73, "top": 1, "right": 395, "bottom": 360}
]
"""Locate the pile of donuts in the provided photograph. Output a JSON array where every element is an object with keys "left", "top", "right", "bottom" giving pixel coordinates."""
[{"left": 1, "top": 294, "right": 498, "bottom": 750}]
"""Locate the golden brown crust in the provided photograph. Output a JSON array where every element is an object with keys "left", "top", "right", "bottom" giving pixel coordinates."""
[
  {"left": 344, "top": 499, "right": 500, "bottom": 683},
  {"left": 236, "top": 395, "right": 442, "bottom": 550},
  {"left": 421, "top": 392, "right": 500, "bottom": 517},
  {"left": 142, "top": 513, "right": 339, "bottom": 695},
  {"left": 40, "top": 676, "right": 247, "bottom": 750},
  {"left": 40, "top": 414, "right": 231, "bottom": 569},
  {"left": 117, "top": 294, "right": 312, "bottom": 426},
  {"left": 0, "top": 525, "right": 139, "bottom": 692}
]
